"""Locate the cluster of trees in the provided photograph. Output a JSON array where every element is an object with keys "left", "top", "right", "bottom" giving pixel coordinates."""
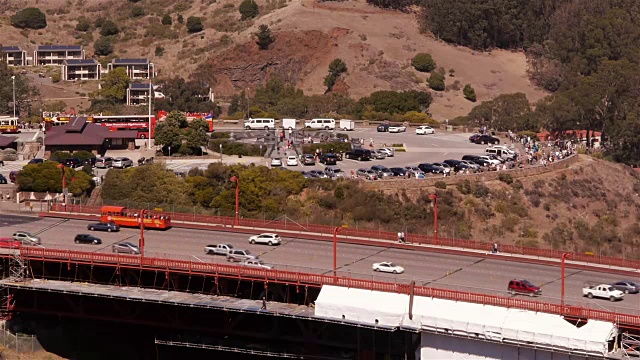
[
  {"left": 153, "top": 111, "right": 210, "bottom": 156},
  {"left": 16, "top": 161, "right": 93, "bottom": 196},
  {"left": 11, "top": 7, "right": 47, "bottom": 29},
  {"left": 0, "top": 60, "right": 39, "bottom": 117},
  {"left": 154, "top": 77, "right": 218, "bottom": 114},
  {"left": 226, "top": 78, "right": 433, "bottom": 123}
]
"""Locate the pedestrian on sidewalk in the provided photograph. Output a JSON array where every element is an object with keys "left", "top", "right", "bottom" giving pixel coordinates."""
[{"left": 261, "top": 296, "right": 267, "bottom": 310}]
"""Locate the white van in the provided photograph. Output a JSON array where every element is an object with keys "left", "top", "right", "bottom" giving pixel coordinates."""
[
  {"left": 485, "top": 146, "right": 516, "bottom": 161},
  {"left": 305, "top": 118, "right": 335, "bottom": 130},
  {"left": 244, "top": 118, "right": 275, "bottom": 130}
]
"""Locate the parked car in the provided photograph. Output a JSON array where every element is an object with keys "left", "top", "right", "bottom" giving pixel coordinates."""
[
  {"left": 286, "top": 156, "right": 298, "bottom": 166},
  {"left": 28, "top": 158, "right": 45, "bottom": 165},
  {"left": 356, "top": 168, "right": 378, "bottom": 180},
  {"left": 95, "top": 157, "right": 114, "bottom": 168},
  {"left": 12, "top": 231, "right": 41, "bottom": 245},
  {"left": 418, "top": 163, "right": 446, "bottom": 174},
  {"left": 388, "top": 125, "right": 406, "bottom": 133},
  {"left": 302, "top": 154, "right": 316, "bottom": 166},
  {"left": 462, "top": 155, "right": 493, "bottom": 168},
  {"left": 74, "top": 234, "right": 102, "bottom": 245},
  {"left": 0, "top": 175, "right": 7, "bottom": 184},
  {"left": 309, "top": 170, "right": 329, "bottom": 178},
  {"left": 416, "top": 125, "right": 435, "bottom": 135},
  {"left": 87, "top": 222, "right": 120, "bottom": 232},
  {"left": 376, "top": 124, "right": 390, "bottom": 132},
  {"left": 64, "top": 158, "right": 83, "bottom": 168},
  {"left": 112, "top": 242, "right": 140, "bottom": 254},
  {"left": 443, "top": 159, "right": 472, "bottom": 172},
  {"left": 345, "top": 149, "right": 371, "bottom": 161},
  {"left": 370, "top": 150, "right": 387, "bottom": 160},
  {"left": 83, "top": 157, "right": 97, "bottom": 167},
  {"left": 582, "top": 283, "right": 624, "bottom": 301},
  {"left": 227, "top": 249, "right": 257, "bottom": 262},
  {"left": 404, "top": 166, "right": 425, "bottom": 177},
  {"left": 372, "top": 261, "right": 405, "bottom": 274},
  {"left": 249, "top": 233, "right": 282, "bottom": 246},
  {"left": 473, "top": 134, "right": 500, "bottom": 145},
  {"left": 271, "top": 157, "right": 283, "bottom": 167},
  {"left": 432, "top": 162, "right": 453, "bottom": 174},
  {"left": 371, "top": 165, "right": 394, "bottom": 178},
  {"left": 112, "top": 157, "right": 133, "bottom": 169},
  {"left": 0, "top": 238, "right": 21, "bottom": 249},
  {"left": 378, "top": 148, "right": 395, "bottom": 157},
  {"left": 389, "top": 167, "right": 407, "bottom": 177},
  {"left": 300, "top": 171, "right": 316, "bottom": 179},
  {"left": 460, "top": 160, "right": 481, "bottom": 172},
  {"left": 320, "top": 153, "right": 338, "bottom": 165},
  {"left": 324, "top": 167, "right": 346, "bottom": 179},
  {"left": 479, "top": 155, "right": 503, "bottom": 165},
  {"left": 469, "top": 134, "right": 481, "bottom": 143},
  {"left": 611, "top": 280, "right": 640, "bottom": 294},
  {"left": 507, "top": 279, "right": 542, "bottom": 297},
  {"left": 205, "top": 243, "right": 235, "bottom": 255},
  {"left": 241, "top": 259, "right": 273, "bottom": 270}
]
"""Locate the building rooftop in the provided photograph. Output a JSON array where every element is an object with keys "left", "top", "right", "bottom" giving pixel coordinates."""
[
  {"left": 1, "top": 46, "right": 21, "bottom": 52},
  {"left": 37, "top": 45, "right": 83, "bottom": 51},
  {"left": 45, "top": 117, "right": 137, "bottom": 146},
  {"left": 112, "top": 58, "right": 150, "bottom": 65},
  {"left": 0, "top": 135, "right": 18, "bottom": 147},
  {"left": 129, "top": 83, "right": 152, "bottom": 90},
  {"left": 63, "top": 59, "right": 98, "bottom": 66}
]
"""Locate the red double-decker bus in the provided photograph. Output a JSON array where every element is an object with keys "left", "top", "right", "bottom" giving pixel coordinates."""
[
  {"left": 92, "top": 114, "right": 157, "bottom": 139},
  {"left": 100, "top": 206, "right": 171, "bottom": 230},
  {"left": 157, "top": 110, "right": 214, "bottom": 132}
]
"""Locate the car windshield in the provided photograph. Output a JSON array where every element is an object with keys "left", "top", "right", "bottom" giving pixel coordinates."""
[{"left": 522, "top": 280, "right": 535, "bottom": 287}]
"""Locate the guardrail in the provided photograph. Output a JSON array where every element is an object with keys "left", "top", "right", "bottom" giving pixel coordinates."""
[
  {"left": 46, "top": 204, "right": 640, "bottom": 271},
  {"left": 18, "top": 247, "right": 640, "bottom": 327}
]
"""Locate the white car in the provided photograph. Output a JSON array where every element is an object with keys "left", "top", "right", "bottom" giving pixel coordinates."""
[
  {"left": 478, "top": 155, "right": 501, "bottom": 166},
  {"left": 372, "top": 261, "right": 405, "bottom": 274},
  {"left": 286, "top": 156, "right": 298, "bottom": 166},
  {"left": 388, "top": 125, "right": 406, "bottom": 133},
  {"left": 241, "top": 259, "right": 274, "bottom": 270},
  {"left": 271, "top": 158, "right": 282, "bottom": 167},
  {"left": 378, "top": 148, "right": 395, "bottom": 157},
  {"left": 416, "top": 126, "right": 435, "bottom": 135},
  {"left": 249, "top": 233, "right": 282, "bottom": 246}
]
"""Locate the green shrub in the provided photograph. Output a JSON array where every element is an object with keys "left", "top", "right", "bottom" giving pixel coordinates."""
[
  {"left": 463, "top": 84, "right": 477, "bottom": 102},
  {"left": 11, "top": 7, "right": 47, "bottom": 29},
  {"left": 427, "top": 71, "right": 445, "bottom": 91},
  {"left": 161, "top": 14, "right": 172, "bottom": 25},
  {"left": 155, "top": 46, "right": 165, "bottom": 56},
  {"left": 94, "top": 36, "right": 113, "bottom": 56},
  {"left": 75, "top": 17, "right": 91, "bottom": 32},
  {"left": 411, "top": 53, "right": 436, "bottom": 72},
  {"left": 51, "top": 72, "right": 61, "bottom": 83},
  {"left": 434, "top": 181, "right": 447, "bottom": 189},
  {"left": 255, "top": 24, "right": 275, "bottom": 50},
  {"left": 302, "top": 142, "right": 352, "bottom": 154},
  {"left": 99, "top": 20, "right": 119, "bottom": 36},
  {"left": 130, "top": 6, "right": 145, "bottom": 17},
  {"left": 239, "top": 0, "right": 259, "bottom": 20},
  {"left": 177, "top": 14, "right": 184, "bottom": 24},
  {"left": 497, "top": 173, "right": 513, "bottom": 184},
  {"left": 186, "top": 16, "right": 204, "bottom": 33}
]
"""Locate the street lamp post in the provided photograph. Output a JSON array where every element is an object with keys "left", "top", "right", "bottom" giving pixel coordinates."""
[
  {"left": 230, "top": 176, "right": 240, "bottom": 226},
  {"left": 139, "top": 210, "right": 147, "bottom": 257},
  {"left": 220, "top": 144, "right": 223, "bottom": 163},
  {"left": 11, "top": 76, "right": 16, "bottom": 118},
  {"left": 429, "top": 194, "right": 438, "bottom": 245},
  {"left": 147, "top": 82, "right": 152, "bottom": 149},
  {"left": 561, "top": 253, "right": 571, "bottom": 307}
]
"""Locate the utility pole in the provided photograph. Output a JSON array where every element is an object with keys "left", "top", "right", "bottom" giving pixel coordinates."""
[
  {"left": 11, "top": 76, "right": 16, "bottom": 118},
  {"left": 148, "top": 81, "right": 152, "bottom": 149}
]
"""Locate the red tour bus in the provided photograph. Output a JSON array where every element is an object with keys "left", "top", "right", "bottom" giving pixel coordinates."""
[
  {"left": 92, "top": 114, "right": 157, "bottom": 139},
  {"left": 157, "top": 110, "right": 214, "bottom": 132},
  {"left": 100, "top": 206, "right": 171, "bottom": 230}
]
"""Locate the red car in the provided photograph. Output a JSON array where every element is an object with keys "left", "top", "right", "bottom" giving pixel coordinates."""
[
  {"left": 508, "top": 279, "right": 541, "bottom": 297},
  {"left": 0, "top": 238, "right": 21, "bottom": 249}
]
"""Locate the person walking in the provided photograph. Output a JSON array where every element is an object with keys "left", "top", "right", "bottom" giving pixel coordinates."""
[{"left": 261, "top": 296, "right": 267, "bottom": 310}]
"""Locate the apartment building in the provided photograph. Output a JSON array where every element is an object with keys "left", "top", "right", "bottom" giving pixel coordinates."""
[
  {"left": 61, "top": 59, "right": 101, "bottom": 81},
  {"left": 1, "top": 46, "right": 27, "bottom": 66},
  {"left": 126, "top": 83, "right": 152, "bottom": 106},
  {"left": 107, "top": 58, "right": 154, "bottom": 80},
  {"left": 34, "top": 45, "right": 85, "bottom": 66}
]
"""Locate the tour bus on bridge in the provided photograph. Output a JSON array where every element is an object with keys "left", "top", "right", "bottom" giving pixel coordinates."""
[{"left": 100, "top": 206, "right": 171, "bottom": 230}]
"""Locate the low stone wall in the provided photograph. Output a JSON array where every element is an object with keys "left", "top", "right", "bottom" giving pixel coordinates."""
[{"left": 363, "top": 155, "right": 581, "bottom": 192}]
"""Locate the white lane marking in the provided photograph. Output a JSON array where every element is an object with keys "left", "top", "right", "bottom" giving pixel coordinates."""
[{"left": 192, "top": 255, "right": 205, "bottom": 263}]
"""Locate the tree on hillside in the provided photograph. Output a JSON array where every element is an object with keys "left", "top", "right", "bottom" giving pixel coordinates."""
[
  {"left": 75, "top": 17, "right": 91, "bottom": 32},
  {"left": 10, "top": 7, "right": 47, "bottom": 29},
  {"left": 161, "top": 14, "right": 172, "bottom": 25},
  {"left": 186, "top": 16, "right": 204, "bottom": 33},
  {"left": 366, "top": 0, "right": 417, "bottom": 11},
  {"left": 255, "top": 25, "right": 275, "bottom": 50},
  {"left": 359, "top": 90, "right": 431, "bottom": 114},
  {"left": 324, "top": 59, "right": 348, "bottom": 92},
  {"left": 239, "top": 0, "right": 259, "bottom": 20},
  {"left": 94, "top": 36, "right": 114, "bottom": 56},
  {"left": 99, "top": 20, "right": 119, "bottom": 36},
  {"left": 411, "top": 53, "right": 436, "bottom": 72},
  {"left": 463, "top": 84, "right": 477, "bottom": 102},
  {"left": 464, "top": 93, "right": 531, "bottom": 131},
  {"left": 427, "top": 70, "right": 445, "bottom": 91},
  {"left": 130, "top": 6, "right": 145, "bottom": 18},
  {"left": 99, "top": 68, "right": 130, "bottom": 103}
]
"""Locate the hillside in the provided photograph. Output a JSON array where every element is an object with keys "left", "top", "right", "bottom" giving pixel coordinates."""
[{"left": 0, "top": 0, "right": 547, "bottom": 119}]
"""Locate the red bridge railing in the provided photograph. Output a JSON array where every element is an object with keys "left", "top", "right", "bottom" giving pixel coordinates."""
[
  {"left": 48, "top": 204, "right": 640, "bottom": 271},
  {"left": 19, "top": 247, "right": 640, "bottom": 327}
]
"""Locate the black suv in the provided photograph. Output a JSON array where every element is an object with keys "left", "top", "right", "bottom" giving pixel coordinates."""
[
  {"left": 345, "top": 149, "right": 371, "bottom": 161},
  {"left": 389, "top": 167, "right": 407, "bottom": 177},
  {"left": 377, "top": 124, "right": 390, "bottom": 132},
  {"left": 443, "top": 159, "right": 472, "bottom": 172},
  {"left": 418, "top": 163, "right": 446, "bottom": 174},
  {"left": 64, "top": 158, "right": 82, "bottom": 168},
  {"left": 472, "top": 134, "right": 500, "bottom": 145},
  {"left": 74, "top": 234, "right": 102, "bottom": 245},
  {"left": 320, "top": 153, "right": 338, "bottom": 165},
  {"left": 0, "top": 174, "right": 7, "bottom": 184}
]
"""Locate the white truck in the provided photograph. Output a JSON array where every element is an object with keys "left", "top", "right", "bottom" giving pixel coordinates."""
[
  {"left": 339, "top": 119, "right": 355, "bottom": 131},
  {"left": 582, "top": 284, "right": 625, "bottom": 301},
  {"left": 205, "top": 243, "right": 235, "bottom": 255},
  {"left": 282, "top": 118, "right": 296, "bottom": 130}
]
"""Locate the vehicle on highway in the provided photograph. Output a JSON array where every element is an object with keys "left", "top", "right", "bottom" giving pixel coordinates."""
[
  {"left": 87, "top": 222, "right": 120, "bottom": 232},
  {"left": 319, "top": 153, "right": 338, "bottom": 165},
  {"left": 472, "top": 134, "right": 500, "bottom": 145},
  {"left": 378, "top": 148, "right": 395, "bottom": 157},
  {"left": 611, "top": 280, "right": 640, "bottom": 294},
  {"left": 345, "top": 149, "right": 371, "bottom": 161},
  {"left": 100, "top": 206, "right": 171, "bottom": 230},
  {"left": 302, "top": 154, "right": 316, "bottom": 166},
  {"left": 271, "top": 158, "right": 282, "bottom": 167},
  {"left": 324, "top": 166, "right": 346, "bottom": 179},
  {"left": 372, "top": 261, "right": 404, "bottom": 274},
  {"left": 227, "top": 249, "right": 257, "bottom": 262},
  {"left": 376, "top": 124, "right": 389, "bottom": 132},
  {"left": 356, "top": 168, "right": 378, "bottom": 180},
  {"left": 205, "top": 243, "right": 235, "bottom": 255},
  {"left": 28, "top": 158, "right": 45, "bottom": 165},
  {"left": 370, "top": 165, "right": 393, "bottom": 178},
  {"left": 389, "top": 167, "right": 407, "bottom": 177},
  {"left": 416, "top": 125, "right": 435, "bottom": 135},
  {"left": 74, "top": 234, "right": 102, "bottom": 245},
  {"left": 12, "top": 231, "right": 41, "bottom": 245},
  {"left": 241, "top": 259, "right": 273, "bottom": 270},
  {"left": 286, "top": 156, "right": 298, "bottom": 166},
  {"left": 309, "top": 170, "right": 329, "bottom": 178},
  {"left": 0, "top": 238, "right": 21, "bottom": 249},
  {"left": 64, "top": 158, "right": 82, "bottom": 168},
  {"left": 95, "top": 157, "right": 114, "bottom": 168},
  {"left": 305, "top": 118, "right": 335, "bottom": 130},
  {"left": 582, "top": 283, "right": 624, "bottom": 301},
  {"left": 370, "top": 150, "right": 387, "bottom": 160},
  {"left": 249, "top": 233, "right": 281, "bottom": 246},
  {"left": 112, "top": 242, "right": 140, "bottom": 254},
  {"left": 507, "top": 279, "right": 541, "bottom": 297},
  {"left": 388, "top": 125, "right": 406, "bottom": 133},
  {"left": 112, "top": 157, "right": 133, "bottom": 169}
]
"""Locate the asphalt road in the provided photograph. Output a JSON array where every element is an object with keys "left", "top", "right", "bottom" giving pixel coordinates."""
[{"left": 1, "top": 215, "right": 638, "bottom": 316}]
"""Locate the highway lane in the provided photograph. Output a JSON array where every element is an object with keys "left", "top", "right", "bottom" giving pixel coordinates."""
[{"left": 1, "top": 215, "right": 639, "bottom": 315}]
